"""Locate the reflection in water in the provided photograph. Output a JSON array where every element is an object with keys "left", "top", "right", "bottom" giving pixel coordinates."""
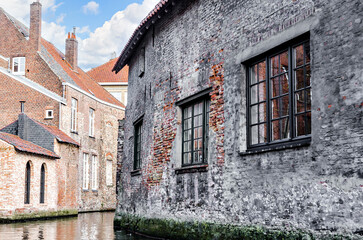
[{"left": 0, "top": 212, "right": 151, "bottom": 240}]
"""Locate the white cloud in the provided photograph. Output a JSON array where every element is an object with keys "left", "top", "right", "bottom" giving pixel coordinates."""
[
  {"left": 78, "top": 0, "right": 159, "bottom": 69},
  {"left": 50, "top": 2, "right": 63, "bottom": 12},
  {"left": 42, "top": 20, "right": 67, "bottom": 50},
  {"left": 82, "top": 1, "right": 99, "bottom": 15},
  {"left": 56, "top": 13, "right": 66, "bottom": 24},
  {"left": 77, "top": 26, "right": 90, "bottom": 34}
]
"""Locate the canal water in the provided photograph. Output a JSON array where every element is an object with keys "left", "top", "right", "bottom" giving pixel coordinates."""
[{"left": 0, "top": 212, "right": 152, "bottom": 240}]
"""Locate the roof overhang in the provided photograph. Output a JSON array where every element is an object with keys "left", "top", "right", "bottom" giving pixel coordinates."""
[{"left": 112, "top": 0, "right": 175, "bottom": 73}]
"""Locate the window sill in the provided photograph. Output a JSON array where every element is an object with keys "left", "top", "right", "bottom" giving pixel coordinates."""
[
  {"left": 71, "top": 131, "right": 78, "bottom": 135},
  {"left": 239, "top": 138, "right": 311, "bottom": 156},
  {"left": 89, "top": 136, "right": 95, "bottom": 139},
  {"left": 131, "top": 169, "right": 141, "bottom": 177},
  {"left": 175, "top": 164, "right": 208, "bottom": 174},
  {"left": 92, "top": 190, "right": 98, "bottom": 193},
  {"left": 44, "top": 117, "right": 53, "bottom": 120},
  {"left": 82, "top": 189, "right": 89, "bottom": 192}
]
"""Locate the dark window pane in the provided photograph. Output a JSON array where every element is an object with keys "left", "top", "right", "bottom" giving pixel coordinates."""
[
  {"left": 271, "top": 55, "right": 279, "bottom": 76},
  {"left": 306, "top": 65, "right": 311, "bottom": 87},
  {"left": 306, "top": 112, "right": 311, "bottom": 135},
  {"left": 281, "top": 75, "right": 289, "bottom": 95},
  {"left": 258, "top": 61, "right": 266, "bottom": 81},
  {"left": 271, "top": 99, "right": 279, "bottom": 119},
  {"left": 194, "top": 102, "right": 203, "bottom": 115},
  {"left": 294, "top": 44, "right": 304, "bottom": 67},
  {"left": 184, "top": 119, "right": 191, "bottom": 129},
  {"left": 281, "top": 95, "right": 289, "bottom": 117},
  {"left": 183, "top": 153, "right": 190, "bottom": 164},
  {"left": 251, "top": 64, "right": 258, "bottom": 84},
  {"left": 184, "top": 130, "right": 191, "bottom": 141},
  {"left": 280, "top": 51, "right": 289, "bottom": 73},
  {"left": 281, "top": 117, "right": 290, "bottom": 139},
  {"left": 198, "top": 139, "right": 203, "bottom": 150},
  {"left": 305, "top": 43, "right": 310, "bottom": 64},
  {"left": 251, "top": 105, "right": 258, "bottom": 124},
  {"left": 251, "top": 125, "right": 258, "bottom": 145},
  {"left": 295, "top": 91, "right": 305, "bottom": 113},
  {"left": 271, "top": 120, "right": 280, "bottom": 141},
  {"left": 259, "top": 124, "right": 267, "bottom": 143},
  {"left": 295, "top": 68, "right": 304, "bottom": 90},
  {"left": 306, "top": 89, "right": 311, "bottom": 111},
  {"left": 258, "top": 82, "right": 266, "bottom": 102},
  {"left": 251, "top": 85, "right": 258, "bottom": 104},
  {"left": 259, "top": 103, "right": 267, "bottom": 122},
  {"left": 295, "top": 114, "right": 305, "bottom": 136},
  {"left": 271, "top": 77, "right": 279, "bottom": 97}
]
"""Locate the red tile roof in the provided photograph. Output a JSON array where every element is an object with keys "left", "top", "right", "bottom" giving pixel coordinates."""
[
  {"left": 0, "top": 132, "right": 60, "bottom": 159},
  {"left": 88, "top": 58, "right": 129, "bottom": 83},
  {"left": 38, "top": 123, "right": 80, "bottom": 147},
  {"left": 113, "top": 0, "right": 170, "bottom": 73},
  {"left": 41, "top": 39, "right": 126, "bottom": 108}
]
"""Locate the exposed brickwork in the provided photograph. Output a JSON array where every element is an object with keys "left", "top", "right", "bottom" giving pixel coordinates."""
[{"left": 116, "top": 0, "right": 363, "bottom": 237}]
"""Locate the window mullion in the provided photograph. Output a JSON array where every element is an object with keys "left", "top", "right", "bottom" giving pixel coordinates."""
[
  {"left": 182, "top": 110, "right": 185, "bottom": 165},
  {"left": 191, "top": 105, "right": 195, "bottom": 164},
  {"left": 266, "top": 56, "right": 271, "bottom": 143},
  {"left": 289, "top": 46, "right": 294, "bottom": 139}
]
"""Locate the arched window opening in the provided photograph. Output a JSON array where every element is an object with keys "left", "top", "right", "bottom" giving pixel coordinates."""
[
  {"left": 40, "top": 164, "right": 46, "bottom": 203},
  {"left": 25, "top": 161, "right": 31, "bottom": 204}
]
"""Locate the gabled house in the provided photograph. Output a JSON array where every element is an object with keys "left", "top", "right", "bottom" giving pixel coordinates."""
[
  {"left": 88, "top": 58, "right": 129, "bottom": 106},
  {"left": 0, "top": 112, "right": 79, "bottom": 219},
  {"left": 113, "top": 0, "right": 363, "bottom": 238},
  {"left": 0, "top": 1, "right": 124, "bottom": 213}
]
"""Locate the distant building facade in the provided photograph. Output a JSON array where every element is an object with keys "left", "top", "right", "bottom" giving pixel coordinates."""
[
  {"left": 0, "top": 1, "right": 124, "bottom": 216},
  {"left": 88, "top": 59, "right": 129, "bottom": 106},
  {"left": 113, "top": 0, "right": 363, "bottom": 238}
]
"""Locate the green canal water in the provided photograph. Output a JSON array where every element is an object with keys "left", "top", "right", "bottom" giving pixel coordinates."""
[{"left": 0, "top": 211, "right": 152, "bottom": 240}]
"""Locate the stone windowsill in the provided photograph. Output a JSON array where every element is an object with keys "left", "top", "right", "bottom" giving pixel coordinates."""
[
  {"left": 131, "top": 169, "right": 141, "bottom": 177},
  {"left": 175, "top": 164, "right": 208, "bottom": 174}
]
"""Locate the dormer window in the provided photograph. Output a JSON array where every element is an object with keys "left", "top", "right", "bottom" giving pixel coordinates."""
[{"left": 13, "top": 57, "right": 26, "bottom": 75}]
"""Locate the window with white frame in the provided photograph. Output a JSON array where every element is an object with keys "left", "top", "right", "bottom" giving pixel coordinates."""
[
  {"left": 82, "top": 153, "right": 89, "bottom": 190},
  {"left": 91, "top": 155, "right": 98, "bottom": 190},
  {"left": 89, "top": 108, "right": 95, "bottom": 137},
  {"left": 12, "top": 57, "right": 26, "bottom": 75},
  {"left": 106, "top": 159, "right": 113, "bottom": 186},
  {"left": 71, "top": 98, "right": 77, "bottom": 132},
  {"left": 45, "top": 109, "right": 53, "bottom": 119}
]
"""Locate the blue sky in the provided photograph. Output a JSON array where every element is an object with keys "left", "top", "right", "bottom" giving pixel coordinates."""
[{"left": 0, "top": 0, "right": 159, "bottom": 70}]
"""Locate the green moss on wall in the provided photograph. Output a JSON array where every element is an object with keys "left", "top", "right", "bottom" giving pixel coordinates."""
[
  {"left": 0, "top": 209, "right": 78, "bottom": 223},
  {"left": 114, "top": 212, "right": 359, "bottom": 240}
]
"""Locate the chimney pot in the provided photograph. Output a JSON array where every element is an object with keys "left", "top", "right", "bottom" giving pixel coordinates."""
[
  {"left": 65, "top": 29, "right": 78, "bottom": 69},
  {"left": 20, "top": 101, "right": 25, "bottom": 113}
]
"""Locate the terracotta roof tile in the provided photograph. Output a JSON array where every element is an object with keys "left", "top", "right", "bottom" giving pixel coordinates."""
[
  {"left": 37, "top": 122, "right": 80, "bottom": 147},
  {"left": 41, "top": 39, "right": 125, "bottom": 108},
  {"left": 0, "top": 132, "right": 60, "bottom": 159},
  {"left": 88, "top": 58, "right": 128, "bottom": 83}
]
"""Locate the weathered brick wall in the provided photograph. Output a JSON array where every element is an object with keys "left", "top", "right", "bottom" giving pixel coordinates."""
[
  {"left": 0, "top": 140, "right": 57, "bottom": 216},
  {"left": 0, "top": 72, "right": 60, "bottom": 128},
  {"left": 54, "top": 141, "right": 79, "bottom": 210},
  {"left": 117, "top": 0, "right": 363, "bottom": 236},
  {"left": 61, "top": 86, "right": 124, "bottom": 211}
]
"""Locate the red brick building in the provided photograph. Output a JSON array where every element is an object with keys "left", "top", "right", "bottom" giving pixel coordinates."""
[{"left": 0, "top": 1, "right": 125, "bottom": 215}]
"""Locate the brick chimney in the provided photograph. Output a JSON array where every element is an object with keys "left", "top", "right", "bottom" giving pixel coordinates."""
[
  {"left": 65, "top": 27, "right": 78, "bottom": 69},
  {"left": 29, "top": 1, "right": 42, "bottom": 52}
]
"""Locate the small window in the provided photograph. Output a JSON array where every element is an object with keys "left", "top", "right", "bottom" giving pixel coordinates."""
[
  {"left": 247, "top": 38, "right": 311, "bottom": 149},
  {"left": 13, "top": 57, "right": 26, "bottom": 75},
  {"left": 25, "top": 161, "right": 31, "bottom": 204},
  {"left": 138, "top": 47, "right": 145, "bottom": 77},
  {"left": 182, "top": 99, "right": 210, "bottom": 166},
  {"left": 40, "top": 163, "right": 46, "bottom": 203},
  {"left": 45, "top": 110, "right": 53, "bottom": 119},
  {"left": 91, "top": 155, "right": 98, "bottom": 190},
  {"left": 71, "top": 98, "right": 77, "bottom": 132},
  {"left": 106, "top": 159, "right": 113, "bottom": 186},
  {"left": 89, "top": 108, "right": 95, "bottom": 137},
  {"left": 82, "top": 153, "right": 89, "bottom": 190},
  {"left": 133, "top": 119, "right": 143, "bottom": 170}
]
